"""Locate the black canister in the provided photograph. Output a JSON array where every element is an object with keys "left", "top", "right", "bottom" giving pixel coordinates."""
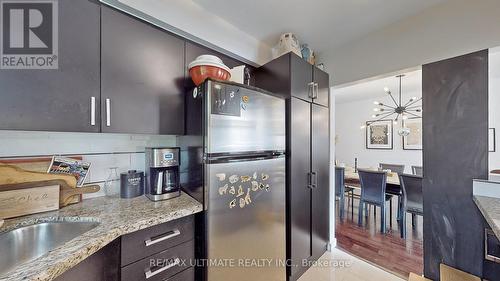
[{"left": 120, "top": 170, "right": 144, "bottom": 198}]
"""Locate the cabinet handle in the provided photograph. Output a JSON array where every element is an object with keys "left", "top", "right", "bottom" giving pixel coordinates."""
[
  {"left": 311, "top": 171, "right": 318, "bottom": 189},
  {"left": 307, "top": 82, "right": 315, "bottom": 98},
  {"left": 314, "top": 83, "right": 319, "bottom": 99},
  {"left": 90, "top": 97, "right": 96, "bottom": 126},
  {"left": 145, "top": 257, "right": 180, "bottom": 279},
  {"left": 105, "top": 98, "right": 111, "bottom": 127},
  {"left": 485, "top": 229, "right": 500, "bottom": 263},
  {"left": 144, "top": 229, "right": 181, "bottom": 247},
  {"left": 307, "top": 172, "right": 313, "bottom": 189}
]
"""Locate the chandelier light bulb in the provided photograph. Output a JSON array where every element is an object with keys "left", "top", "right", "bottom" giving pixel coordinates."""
[
  {"left": 373, "top": 101, "right": 380, "bottom": 105},
  {"left": 384, "top": 86, "right": 390, "bottom": 93},
  {"left": 360, "top": 125, "right": 366, "bottom": 129}
]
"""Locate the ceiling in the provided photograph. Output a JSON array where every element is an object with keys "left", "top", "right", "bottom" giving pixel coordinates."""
[
  {"left": 192, "top": 0, "right": 448, "bottom": 55},
  {"left": 333, "top": 69, "right": 422, "bottom": 104}
]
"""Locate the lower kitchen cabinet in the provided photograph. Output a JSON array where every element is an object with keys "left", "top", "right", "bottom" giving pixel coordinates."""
[
  {"left": 54, "top": 239, "right": 120, "bottom": 281},
  {"left": 54, "top": 215, "right": 195, "bottom": 281},
  {"left": 311, "top": 104, "right": 330, "bottom": 260},
  {"left": 288, "top": 98, "right": 330, "bottom": 281}
]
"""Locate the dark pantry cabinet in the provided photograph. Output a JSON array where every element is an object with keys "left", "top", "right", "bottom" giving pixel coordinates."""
[
  {"left": 254, "top": 52, "right": 330, "bottom": 281},
  {"left": 101, "top": 6, "right": 185, "bottom": 135},
  {"left": 0, "top": 0, "right": 101, "bottom": 132}
]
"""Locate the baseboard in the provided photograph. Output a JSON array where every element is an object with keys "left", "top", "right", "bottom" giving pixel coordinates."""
[{"left": 328, "top": 238, "right": 337, "bottom": 251}]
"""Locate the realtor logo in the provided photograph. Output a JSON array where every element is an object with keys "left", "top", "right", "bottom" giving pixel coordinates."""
[{"left": 1, "top": 0, "right": 58, "bottom": 69}]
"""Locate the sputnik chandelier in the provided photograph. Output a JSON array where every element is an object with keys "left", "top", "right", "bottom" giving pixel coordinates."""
[{"left": 368, "top": 74, "right": 422, "bottom": 135}]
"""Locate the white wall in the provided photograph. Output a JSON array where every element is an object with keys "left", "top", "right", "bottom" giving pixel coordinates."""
[
  {"left": 321, "top": 0, "right": 500, "bottom": 86},
  {"left": 118, "top": 0, "right": 272, "bottom": 65},
  {"left": 334, "top": 92, "right": 422, "bottom": 174},
  {"left": 489, "top": 47, "right": 500, "bottom": 171}
]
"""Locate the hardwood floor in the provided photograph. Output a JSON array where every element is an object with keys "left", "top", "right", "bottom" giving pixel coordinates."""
[{"left": 335, "top": 191, "right": 423, "bottom": 279}]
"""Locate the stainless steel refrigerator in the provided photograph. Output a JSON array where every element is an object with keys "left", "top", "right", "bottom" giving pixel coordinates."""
[{"left": 180, "top": 79, "right": 286, "bottom": 281}]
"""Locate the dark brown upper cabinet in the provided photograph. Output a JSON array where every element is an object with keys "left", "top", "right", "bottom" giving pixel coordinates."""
[
  {"left": 101, "top": 7, "right": 185, "bottom": 135},
  {"left": 0, "top": 0, "right": 101, "bottom": 132},
  {"left": 254, "top": 52, "right": 329, "bottom": 107},
  {"left": 313, "top": 67, "right": 329, "bottom": 107}
]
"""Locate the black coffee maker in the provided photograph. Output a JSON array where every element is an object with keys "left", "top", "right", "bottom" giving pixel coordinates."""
[{"left": 145, "top": 147, "right": 181, "bottom": 201}]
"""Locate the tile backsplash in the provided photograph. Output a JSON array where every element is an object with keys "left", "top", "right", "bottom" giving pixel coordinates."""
[{"left": 0, "top": 131, "right": 177, "bottom": 198}]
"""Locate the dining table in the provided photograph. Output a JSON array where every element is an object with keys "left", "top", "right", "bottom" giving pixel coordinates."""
[{"left": 343, "top": 167, "right": 402, "bottom": 196}]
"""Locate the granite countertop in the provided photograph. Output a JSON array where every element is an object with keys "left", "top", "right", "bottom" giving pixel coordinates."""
[
  {"left": 0, "top": 192, "right": 203, "bottom": 281},
  {"left": 473, "top": 195, "right": 500, "bottom": 240}
]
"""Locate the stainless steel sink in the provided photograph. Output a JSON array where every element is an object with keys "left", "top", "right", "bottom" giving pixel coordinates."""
[{"left": 0, "top": 220, "right": 99, "bottom": 276}]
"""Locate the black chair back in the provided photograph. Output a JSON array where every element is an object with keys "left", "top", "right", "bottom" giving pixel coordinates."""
[
  {"left": 379, "top": 163, "right": 405, "bottom": 174},
  {"left": 399, "top": 174, "right": 423, "bottom": 215},
  {"left": 335, "top": 167, "right": 345, "bottom": 197},
  {"left": 412, "top": 166, "right": 423, "bottom": 176},
  {"left": 358, "top": 169, "right": 387, "bottom": 205}
]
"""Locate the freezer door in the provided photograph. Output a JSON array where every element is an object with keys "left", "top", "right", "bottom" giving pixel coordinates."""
[
  {"left": 205, "top": 157, "right": 286, "bottom": 281},
  {"left": 206, "top": 81, "right": 286, "bottom": 154}
]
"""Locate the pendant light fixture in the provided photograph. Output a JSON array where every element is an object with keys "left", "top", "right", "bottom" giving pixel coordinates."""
[{"left": 367, "top": 75, "right": 422, "bottom": 135}]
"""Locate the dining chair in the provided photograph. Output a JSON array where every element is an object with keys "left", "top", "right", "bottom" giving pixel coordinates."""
[
  {"left": 379, "top": 163, "right": 405, "bottom": 175},
  {"left": 358, "top": 169, "right": 393, "bottom": 233},
  {"left": 412, "top": 166, "right": 423, "bottom": 176},
  {"left": 335, "top": 167, "right": 354, "bottom": 220},
  {"left": 399, "top": 174, "right": 424, "bottom": 239}
]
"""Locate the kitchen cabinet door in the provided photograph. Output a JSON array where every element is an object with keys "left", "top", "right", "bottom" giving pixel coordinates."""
[
  {"left": 54, "top": 238, "right": 120, "bottom": 281},
  {"left": 313, "top": 67, "right": 329, "bottom": 107},
  {"left": 101, "top": 7, "right": 185, "bottom": 135},
  {"left": 289, "top": 98, "right": 312, "bottom": 281},
  {"left": 0, "top": 0, "right": 100, "bottom": 132},
  {"left": 311, "top": 104, "right": 330, "bottom": 260},
  {"left": 290, "top": 54, "right": 313, "bottom": 102}
]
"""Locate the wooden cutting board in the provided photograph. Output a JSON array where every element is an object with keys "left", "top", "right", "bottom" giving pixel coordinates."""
[
  {"left": 0, "top": 157, "right": 84, "bottom": 204},
  {"left": 0, "top": 164, "right": 77, "bottom": 187},
  {"left": 0, "top": 181, "right": 60, "bottom": 219}
]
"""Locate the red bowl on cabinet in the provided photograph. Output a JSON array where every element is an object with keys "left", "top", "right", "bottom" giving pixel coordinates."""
[{"left": 189, "top": 65, "right": 231, "bottom": 86}]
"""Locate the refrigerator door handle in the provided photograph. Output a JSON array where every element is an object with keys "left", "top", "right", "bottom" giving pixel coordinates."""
[
  {"left": 307, "top": 172, "right": 313, "bottom": 189},
  {"left": 307, "top": 82, "right": 315, "bottom": 99}
]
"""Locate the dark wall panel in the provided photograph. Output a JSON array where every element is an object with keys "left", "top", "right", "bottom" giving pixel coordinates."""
[{"left": 422, "top": 50, "right": 488, "bottom": 279}]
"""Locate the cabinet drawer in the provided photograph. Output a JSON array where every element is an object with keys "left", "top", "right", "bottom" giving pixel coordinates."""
[
  {"left": 121, "top": 215, "right": 194, "bottom": 266},
  {"left": 165, "top": 267, "right": 194, "bottom": 281},
  {"left": 121, "top": 240, "right": 194, "bottom": 281}
]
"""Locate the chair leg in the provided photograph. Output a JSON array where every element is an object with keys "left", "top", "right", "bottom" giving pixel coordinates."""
[
  {"left": 374, "top": 206, "right": 376, "bottom": 218},
  {"left": 351, "top": 191, "right": 354, "bottom": 219},
  {"left": 397, "top": 196, "right": 401, "bottom": 221},
  {"left": 389, "top": 198, "right": 393, "bottom": 227},
  {"left": 412, "top": 214, "right": 416, "bottom": 228},
  {"left": 380, "top": 203, "right": 386, "bottom": 233},
  {"left": 400, "top": 212, "right": 407, "bottom": 239},
  {"left": 358, "top": 201, "right": 364, "bottom": 226},
  {"left": 365, "top": 203, "right": 369, "bottom": 217},
  {"left": 339, "top": 195, "right": 345, "bottom": 220}
]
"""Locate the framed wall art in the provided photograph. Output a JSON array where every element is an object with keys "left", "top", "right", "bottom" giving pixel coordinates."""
[
  {"left": 366, "top": 120, "right": 393, "bottom": 150},
  {"left": 402, "top": 118, "right": 423, "bottom": 150}
]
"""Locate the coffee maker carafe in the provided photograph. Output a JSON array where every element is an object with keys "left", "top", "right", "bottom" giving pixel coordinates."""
[{"left": 145, "top": 147, "right": 181, "bottom": 201}]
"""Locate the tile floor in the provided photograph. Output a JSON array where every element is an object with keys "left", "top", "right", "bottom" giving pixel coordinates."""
[{"left": 299, "top": 248, "right": 405, "bottom": 281}]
